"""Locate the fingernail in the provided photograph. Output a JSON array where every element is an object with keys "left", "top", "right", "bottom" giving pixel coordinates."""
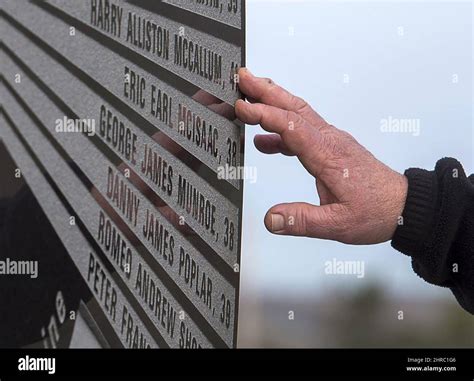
[
  {"left": 271, "top": 214, "right": 285, "bottom": 232},
  {"left": 234, "top": 99, "right": 244, "bottom": 110}
]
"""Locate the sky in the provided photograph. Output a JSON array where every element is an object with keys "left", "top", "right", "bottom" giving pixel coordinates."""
[{"left": 240, "top": 0, "right": 473, "bottom": 302}]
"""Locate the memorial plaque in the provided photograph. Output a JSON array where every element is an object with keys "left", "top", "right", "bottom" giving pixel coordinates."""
[
  {"left": 163, "top": 0, "right": 242, "bottom": 29},
  {"left": 0, "top": 0, "right": 245, "bottom": 348}
]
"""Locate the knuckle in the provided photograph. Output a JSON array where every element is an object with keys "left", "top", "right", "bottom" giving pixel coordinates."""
[
  {"left": 338, "top": 129, "right": 356, "bottom": 143},
  {"left": 291, "top": 95, "right": 309, "bottom": 113},
  {"left": 262, "top": 78, "right": 276, "bottom": 93},
  {"left": 266, "top": 84, "right": 281, "bottom": 99},
  {"left": 262, "top": 77, "right": 274, "bottom": 85},
  {"left": 295, "top": 206, "right": 310, "bottom": 235},
  {"left": 255, "top": 104, "right": 268, "bottom": 121},
  {"left": 321, "top": 132, "right": 342, "bottom": 155},
  {"left": 285, "top": 110, "right": 304, "bottom": 129},
  {"left": 317, "top": 122, "right": 334, "bottom": 133},
  {"left": 284, "top": 205, "right": 309, "bottom": 236}
]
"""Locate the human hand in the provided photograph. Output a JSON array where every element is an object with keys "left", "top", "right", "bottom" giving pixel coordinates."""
[{"left": 235, "top": 68, "right": 408, "bottom": 244}]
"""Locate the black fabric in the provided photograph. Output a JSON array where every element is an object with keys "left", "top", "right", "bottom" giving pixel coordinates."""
[{"left": 392, "top": 158, "right": 474, "bottom": 314}]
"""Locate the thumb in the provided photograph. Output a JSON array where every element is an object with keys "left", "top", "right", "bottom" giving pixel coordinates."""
[{"left": 264, "top": 202, "right": 349, "bottom": 241}]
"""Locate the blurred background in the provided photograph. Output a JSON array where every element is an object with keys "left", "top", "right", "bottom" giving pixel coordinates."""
[{"left": 238, "top": 0, "right": 474, "bottom": 347}]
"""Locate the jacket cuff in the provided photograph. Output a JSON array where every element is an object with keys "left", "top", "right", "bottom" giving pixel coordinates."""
[{"left": 391, "top": 168, "right": 437, "bottom": 258}]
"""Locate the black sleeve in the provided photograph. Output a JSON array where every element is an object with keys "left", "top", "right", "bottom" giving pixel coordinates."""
[{"left": 391, "top": 158, "right": 474, "bottom": 314}]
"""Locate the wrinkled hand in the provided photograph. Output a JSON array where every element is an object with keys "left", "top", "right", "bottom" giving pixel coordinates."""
[{"left": 235, "top": 68, "right": 408, "bottom": 244}]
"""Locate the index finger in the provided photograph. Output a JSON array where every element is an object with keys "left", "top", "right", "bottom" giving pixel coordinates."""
[
  {"left": 235, "top": 100, "right": 328, "bottom": 176},
  {"left": 238, "top": 68, "right": 326, "bottom": 127}
]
